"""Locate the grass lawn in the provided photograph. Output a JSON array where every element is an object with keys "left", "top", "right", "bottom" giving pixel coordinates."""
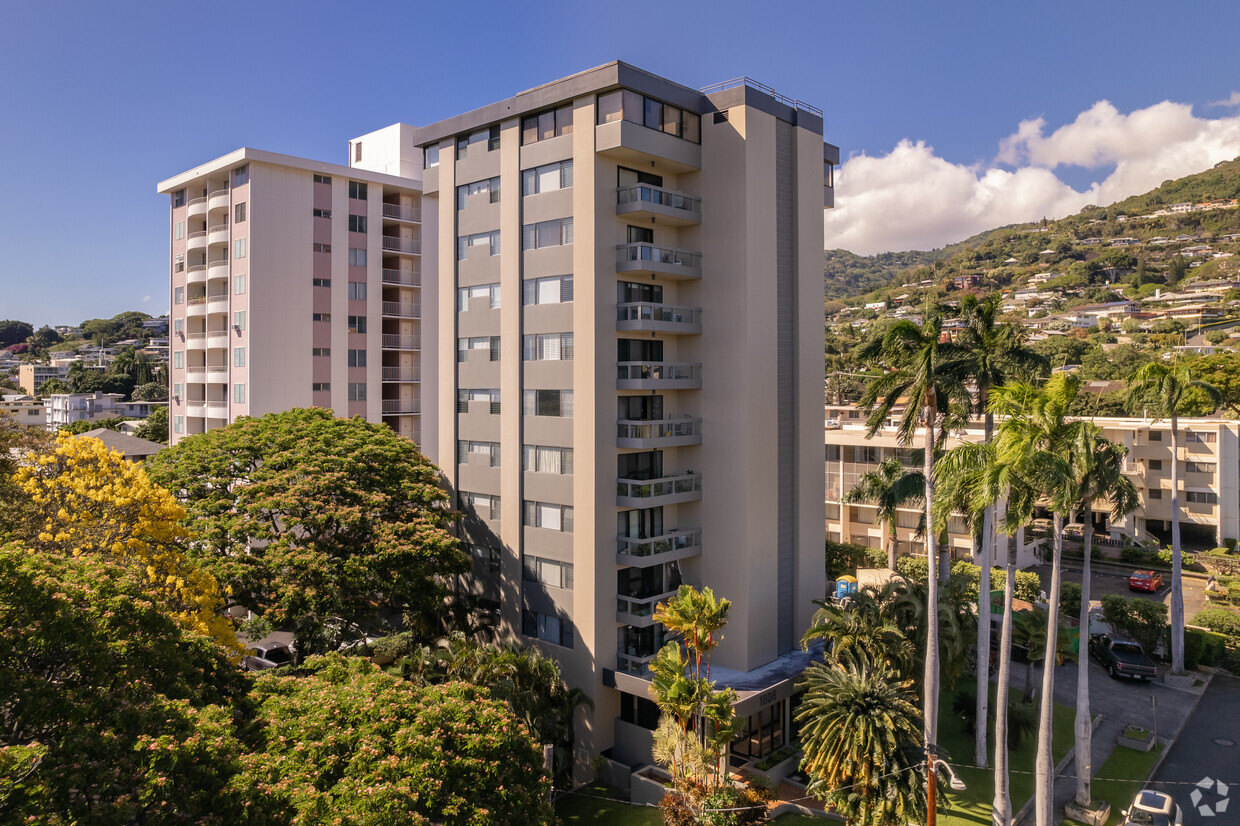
[
  {"left": 932, "top": 683, "right": 1077, "bottom": 826},
  {"left": 1061, "top": 743, "right": 1164, "bottom": 826},
  {"left": 555, "top": 783, "right": 663, "bottom": 826}
]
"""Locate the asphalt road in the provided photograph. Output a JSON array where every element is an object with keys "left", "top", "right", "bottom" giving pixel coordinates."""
[
  {"left": 1147, "top": 674, "right": 1240, "bottom": 825},
  {"left": 1031, "top": 562, "right": 1209, "bottom": 622}
]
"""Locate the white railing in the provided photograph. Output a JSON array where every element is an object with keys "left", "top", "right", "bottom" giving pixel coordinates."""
[
  {"left": 382, "top": 237, "right": 420, "bottom": 254},
  {"left": 616, "top": 473, "right": 702, "bottom": 500},
  {"left": 382, "top": 367, "right": 420, "bottom": 382},
  {"left": 382, "top": 301, "right": 420, "bottom": 318},
  {"left": 616, "top": 303, "right": 701, "bottom": 327},
  {"left": 187, "top": 332, "right": 208, "bottom": 340},
  {"left": 381, "top": 268, "right": 420, "bottom": 286},
  {"left": 208, "top": 188, "right": 230, "bottom": 200},
  {"left": 382, "top": 203, "right": 421, "bottom": 222},
  {"left": 617, "top": 417, "right": 702, "bottom": 441},
  {"left": 616, "top": 362, "right": 701, "bottom": 382},
  {"left": 382, "top": 334, "right": 420, "bottom": 350},
  {"left": 381, "top": 400, "right": 421, "bottom": 414},
  {"left": 616, "top": 242, "right": 701, "bottom": 271},
  {"left": 186, "top": 264, "right": 206, "bottom": 273},
  {"left": 187, "top": 197, "right": 207, "bottom": 210},
  {"left": 617, "top": 184, "right": 701, "bottom": 216}
]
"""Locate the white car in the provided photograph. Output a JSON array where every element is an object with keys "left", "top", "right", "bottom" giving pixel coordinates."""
[
  {"left": 1121, "top": 789, "right": 1183, "bottom": 826},
  {"left": 242, "top": 640, "right": 294, "bottom": 671}
]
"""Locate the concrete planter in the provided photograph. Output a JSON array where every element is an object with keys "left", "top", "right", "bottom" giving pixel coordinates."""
[
  {"left": 1064, "top": 799, "right": 1111, "bottom": 826},
  {"left": 1117, "top": 726, "right": 1155, "bottom": 752},
  {"left": 750, "top": 751, "right": 802, "bottom": 784},
  {"left": 1164, "top": 672, "right": 1196, "bottom": 688},
  {"left": 631, "top": 766, "right": 673, "bottom": 806}
]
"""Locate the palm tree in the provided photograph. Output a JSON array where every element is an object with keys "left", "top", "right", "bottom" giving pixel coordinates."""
[
  {"left": 796, "top": 661, "right": 927, "bottom": 826},
  {"left": 802, "top": 599, "right": 913, "bottom": 675},
  {"left": 1127, "top": 361, "right": 1222, "bottom": 675},
  {"left": 1070, "top": 428, "right": 1139, "bottom": 809},
  {"left": 857, "top": 312, "right": 970, "bottom": 746},
  {"left": 1011, "top": 608, "right": 1048, "bottom": 702},
  {"left": 842, "top": 456, "right": 925, "bottom": 570},
  {"left": 942, "top": 293, "right": 1048, "bottom": 769}
]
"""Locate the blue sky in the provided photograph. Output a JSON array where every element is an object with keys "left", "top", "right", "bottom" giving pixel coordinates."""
[{"left": 3, "top": 0, "right": 1240, "bottom": 327}]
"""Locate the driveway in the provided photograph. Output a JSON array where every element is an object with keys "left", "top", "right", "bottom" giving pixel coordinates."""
[
  {"left": 1031, "top": 562, "right": 1209, "bottom": 621},
  {"left": 1147, "top": 674, "right": 1240, "bottom": 825}
]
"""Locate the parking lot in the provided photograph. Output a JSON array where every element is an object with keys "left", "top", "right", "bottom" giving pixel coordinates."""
[{"left": 1030, "top": 561, "right": 1210, "bottom": 620}]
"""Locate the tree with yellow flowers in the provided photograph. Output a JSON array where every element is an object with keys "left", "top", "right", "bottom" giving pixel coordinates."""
[{"left": 9, "top": 431, "right": 240, "bottom": 654}]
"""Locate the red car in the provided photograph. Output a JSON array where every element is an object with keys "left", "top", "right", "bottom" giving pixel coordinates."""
[{"left": 1128, "top": 570, "right": 1163, "bottom": 592}]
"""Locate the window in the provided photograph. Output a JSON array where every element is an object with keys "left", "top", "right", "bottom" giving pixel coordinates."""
[
  {"left": 313, "top": 208, "right": 332, "bottom": 219},
  {"left": 173, "top": 189, "right": 186, "bottom": 207},
  {"left": 347, "top": 282, "right": 367, "bottom": 300},
  {"left": 313, "top": 312, "right": 331, "bottom": 322},
  {"left": 853, "top": 445, "right": 880, "bottom": 464},
  {"left": 173, "top": 319, "right": 184, "bottom": 335},
  {"left": 458, "top": 491, "right": 501, "bottom": 521},
  {"left": 454, "top": 126, "right": 498, "bottom": 159},
  {"left": 424, "top": 145, "right": 440, "bottom": 169},
  {"left": 234, "top": 202, "right": 246, "bottom": 223},
  {"left": 1186, "top": 461, "right": 1216, "bottom": 474},
  {"left": 347, "top": 315, "right": 367, "bottom": 334},
  {"left": 523, "top": 275, "right": 573, "bottom": 305},
  {"left": 523, "top": 501, "right": 573, "bottom": 533},
  {"left": 522, "top": 217, "right": 573, "bottom": 250},
  {"left": 312, "top": 277, "right": 331, "bottom": 287},
  {"left": 1149, "top": 488, "right": 1163, "bottom": 499},
  {"left": 173, "top": 350, "right": 183, "bottom": 369},
  {"left": 520, "top": 105, "right": 573, "bottom": 144},
  {"left": 470, "top": 544, "right": 501, "bottom": 574},
  {"left": 233, "top": 383, "right": 245, "bottom": 404},
  {"left": 174, "top": 253, "right": 184, "bottom": 272},
  {"left": 1148, "top": 459, "right": 1163, "bottom": 471},
  {"left": 354, "top": 141, "right": 362, "bottom": 162},
  {"left": 457, "top": 283, "right": 501, "bottom": 311},
  {"left": 233, "top": 165, "right": 248, "bottom": 185},
  {"left": 457, "top": 388, "right": 500, "bottom": 414},
  {"left": 348, "top": 382, "right": 366, "bottom": 401},
  {"left": 627, "top": 225, "right": 653, "bottom": 244},
  {"left": 523, "top": 555, "right": 574, "bottom": 589},
  {"left": 456, "top": 231, "right": 501, "bottom": 260},
  {"left": 618, "top": 166, "right": 663, "bottom": 188},
  {"left": 1149, "top": 431, "right": 1163, "bottom": 441},
  {"left": 348, "top": 214, "right": 367, "bottom": 233},
  {"left": 523, "top": 445, "right": 573, "bottom": 474},
  {"left": 313, "top": 242, "right": 332, "bottom": 253},
  {"left": 348, "top": 248, "right": 367, "bottom": 267},
  {"left": 1186, "top": 431, "right": 1217, "bottom": 443},
  {"left": 522, "top": 333, "right": 573, "bottom": 360},
  {"left": 234, "top": 274, "right": 246, "bottom": 294},
  {"left": 312, "top": 382, "right": 330, "bottom": 392},
  {"left": 174, "top": 221, "right": 185, "bottom": 240},
  {"left": 457, "top": 336, "right": 500, "bottom": 362},
  {"left": 233, "top": 347, "right": 245, "bottom": 367},
  {"left": 1187, "top": 491, "right": 1219, "bottom": 505},
  {"left": 596, "top": 90, "right": 700, "bottom": 143},
  {"left": 174, "top": 286, "right": 185, "bottom": 305},
  {"left": 617, "top": 338, "right": 662, "bottom": 362},
  {"left": 457, "top": 176, "right": 501, "bottom": 209},
  {"left": 233, "top": 311, "right": 246, "bottom": 330},
  {"left": 521, "top": 160, "right": 573, "bottom": 196},
  {"left": 348, "top": 349, "right": 367, "bottom": 367},
  {"left": 617, "top": 280, "right": 661, "bottom": 304},
  {"left": 312, "top": 347, "right": 330, "bottom": 357},
  {"left": 348, "top": 181, "right": 368, "bottom": 200},
  {"left": 313, "top": 173, "right": 332, "bottom": 184},
  {"left": 522, "top": 609, "right": 573, "bottom": 648},
  {"left": 174, "top": 415, "right": 184, "bottom": 434},
  {"left": 523, "top": 389, "right": 573, "bottom": 417},
  {"left": 457, "top": 440, "right": 501, "bottom": 467},
  {"left": 233, "top": 238, "right": 246, "bottom": 259}
]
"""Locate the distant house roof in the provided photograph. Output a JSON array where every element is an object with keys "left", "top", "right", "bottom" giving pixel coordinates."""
[{"left": 78, "top": 428, "right": 165, "bottom": 460}]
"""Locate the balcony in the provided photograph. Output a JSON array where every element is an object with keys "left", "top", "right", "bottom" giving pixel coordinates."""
[
  {"left": 186, "top": 401, "right": 207, "bottom": 418},
  {"left": 615, "top": 651, "right": 657, "bottom": 676},
  {"left": 616, "top": 303, "right": 701, "bottom": 335},
  {"left": 381, "top": 236, "right": 420, "bottom": 255},
  {"left": 617, "top": 362, "right": 701, "bottom": 390},
  {"left": 382, "top": 334, "right": 420, "bottom": 350},
  {"left": 616, "top": 184, "right": 701, "bottom": 226},
  {"left": 382, "top": 367, "right": 420, "bottom": 382},
  {"left": 186, "top": 263, "right": 208, "bottom": 285},
  {"left": 205, "top": 365, "right": 229, "bottom": 383},
  {"left": 186, "top": 197, "right": 208, "bottom": 218},
  {"left": 382, "top": 268, "right": 420, "bottom": 287},
  {"left": 382, "top": 203, "right": 420, "bottom": 222},
  {"left": 185, "top": 331, "right": 208, "bottom": 350},
  {"left": 207, "top": 259, "right": 229, "bottom": 280},
  {"left": 616, "top": 243, "right": 701, "bottom": 280},
  {"left": 186, "top": 230, "right": 208, "bottom": 253},
  {"left": 185, "top": 297, "right": 208, "bottom": 317},
  {"left": 205, "top": 400, "right": 229, "bottom": 416},
  {"left": 617, "top": 472, "right": 702, "bottom": 508},
  {"left": 382, "top": 301, "right": 420, "bottom": 319},
  {"left": 185, "top": 365, "right": 207, "bottom": 377},
  {"left": 206, "top": 329, "right": 231, "bottom": 348},
  {"left": 617, "top": 529, "right": 702, "bottom": 568},
  {"left": 207, "top": 223, "right": 230, "bottom": 246},
  {"left": 596, "top": 119, "right": 701, "bottom": 173},
  {"left": 382, "top": 400, "right": 421, "bottom": 415},
  {"left": 207, "top": 188, "right": 230, "bottom": 211},
  {"left": 617, "top": 587, "right": 684, "bottom": 627},
  {"left": 206, "top": 294, "right": 229, "bottom": 313},
  {"left": 617, "top": 417, "right": 702, "bottom": 449}
]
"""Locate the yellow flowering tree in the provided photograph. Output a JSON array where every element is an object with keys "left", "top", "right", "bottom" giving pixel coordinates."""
[{"left": 11, "top": 431, "right": 240, "bottom": 654}]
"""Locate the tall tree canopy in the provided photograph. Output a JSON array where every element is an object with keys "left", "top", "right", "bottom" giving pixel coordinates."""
[{"left": 145, "top": 408, "right": 467, "bottom": 648}]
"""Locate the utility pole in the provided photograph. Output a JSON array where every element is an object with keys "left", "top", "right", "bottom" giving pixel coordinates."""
[{"left": 927, "top": 750, "right": 937, "bottom": 826}]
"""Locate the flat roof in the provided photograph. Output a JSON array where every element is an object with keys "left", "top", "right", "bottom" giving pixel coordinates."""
[{"left": 157, "top": 147, "right": 420, "bottom": 194}]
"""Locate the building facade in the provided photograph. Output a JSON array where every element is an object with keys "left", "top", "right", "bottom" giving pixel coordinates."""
[{"left": 157, "top": 150, "right": 422, "bottom": 445}]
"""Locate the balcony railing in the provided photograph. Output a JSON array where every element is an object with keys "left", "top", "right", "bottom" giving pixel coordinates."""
[
  {"left": 382, "top": 334, "right": 420, "bottom": 350},
  {"left": 616, "top": 302, "right": 702, "bottom": 334},
  {"left": 617, "top": 472, "right": 702, "bottom": 507},
  {"left": 382, "top": 301, "right": 421, "bottom": 318},
  {"left": 186, "top": 296, "right": 208, "bottom": 306},
  {"left": 617, "top": 417, "right": 702, "bottom": 448},
  {"left": 616, "top": 184, "right": 701, "bottom": 224},
  {"left": 616, "top": 243, "right": 702, "bottom": 279},
  {"left": 382, "top": 367, "right": 420, "bottom": 382},
  {"left": 617, "top": 362, "right": 702, "bottom": 389},
  {"left": 381, "top": 400, "right": 421, "bottom": 414},
  {"left": 381, "top": 268, "right": 420, "bottom": 286},
  {"left": 617, "top": 585, "right": 687, "bottom": 625},
  {"left": 186, "top": 197, "right": 208, "bottom": 215},
  {"left": 186, "top": 365, "right": 207, "bottom": 374},
  {"left": 381, "top": 236, "right": 420, "bottom": 255},
  {"left": 382, "top": 203, "right": 420, "bottom": 222}
]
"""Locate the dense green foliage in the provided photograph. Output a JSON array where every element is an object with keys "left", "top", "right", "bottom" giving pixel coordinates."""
[
  {"left": 0, "top": 319, "right": 34, "bottom": 348},
  {"left": 1100, "top": 594, "right": 1169, "bottom": 655}
]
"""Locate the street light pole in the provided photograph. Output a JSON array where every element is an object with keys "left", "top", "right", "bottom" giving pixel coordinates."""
[{"left": 927, "top": 750, "right": 938, "bottom": 826}]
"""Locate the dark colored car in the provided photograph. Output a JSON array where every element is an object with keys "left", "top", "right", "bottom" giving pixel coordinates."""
[
  {"left": 1089, "top": 633, "right": 1158, "bottom": 681},
  {"left": 243, "top": 641, "right": 294, "bottom": 671},
  {"left": 1128, "top": 570, "right": 1163, "bottom": 592}
]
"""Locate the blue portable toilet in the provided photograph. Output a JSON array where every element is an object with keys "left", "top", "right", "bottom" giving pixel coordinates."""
[{"left": 836, "top": 575, "right": 858, "bottom": 601}]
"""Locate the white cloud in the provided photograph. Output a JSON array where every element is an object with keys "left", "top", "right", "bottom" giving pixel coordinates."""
[
  {"left": 1209, "top": 91, "right": 1240, "bottom": 108},
  {"left": 825, "top": 99, "right": 1240, "bottom": 255},
  {"left": 142, "top": 295, "right": 152, "bottom": 303}
]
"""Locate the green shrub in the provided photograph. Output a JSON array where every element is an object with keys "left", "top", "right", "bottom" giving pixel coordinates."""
[
  {"left": 1220, "top": 648, "right": 1240, "bottom": 677},
  {"left": 1183, "top": 628, "right": 1206, "bottom": 670},
  {"left": 1191, "top": 608, "right": 1240, "bottom": 638},
  {"left": 1154, "top": 550, "right": 1175, "bottom": 566},
  {"left": 1206, "top": 547, "right": 1232, "bottom": 557},
  {"left": 1060, "top": 582, "right": 1082, "bottom": 619},
  {"left": 1101, "top": 594, "right": 1168, "bottom": 654},
  {"left": 896, "top": 555, "right": 930, "bottom": 583},
  {"left": 1121, "top": 546, "right": 1148, "bottom": 563},
  {"left": 1014, "top": 570, "right": 1042, "bottom": 603},
  {"left": 1200, "top": 631, "right": 1229, "bottom": 667},
  {"left": 824, "top": 539, "right": 887, "bottom": 580}
]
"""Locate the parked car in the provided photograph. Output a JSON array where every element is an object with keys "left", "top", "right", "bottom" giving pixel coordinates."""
[
  {"left": 1063, "top": 522, "right": 1085, "bottom": 539},
  {"left": 243, "top": 640, "right": 294, "bottom": 671},
  {"left": 1120, "top": 789, "right": 1182, "bottom": 825},
  {"left": 1089, "top": 633, "right": 1158, "bottom": 681},
  {"left": 1128, "top": 570, "right": 1163, "bottom": 592}
]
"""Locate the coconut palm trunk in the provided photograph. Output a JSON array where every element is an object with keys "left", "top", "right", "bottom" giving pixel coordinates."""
[
  {"left": 923, "top": 398, "right": 941, "bottom": 745},
  {"left": 1169, "top": 410, "right": 1185, "bottom": 674},
  {"left": 1035, "top": 514, "right": 1064, "bottom": 826},
  {"left": 975, "top": 408, "right": 995, "bottom": 768},
  {"left": 1075, "top": 503, "right": 1095, "bottom": 807},
  {"left": 992, "top": 508, "right": 1014, "bottom": 826}
]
